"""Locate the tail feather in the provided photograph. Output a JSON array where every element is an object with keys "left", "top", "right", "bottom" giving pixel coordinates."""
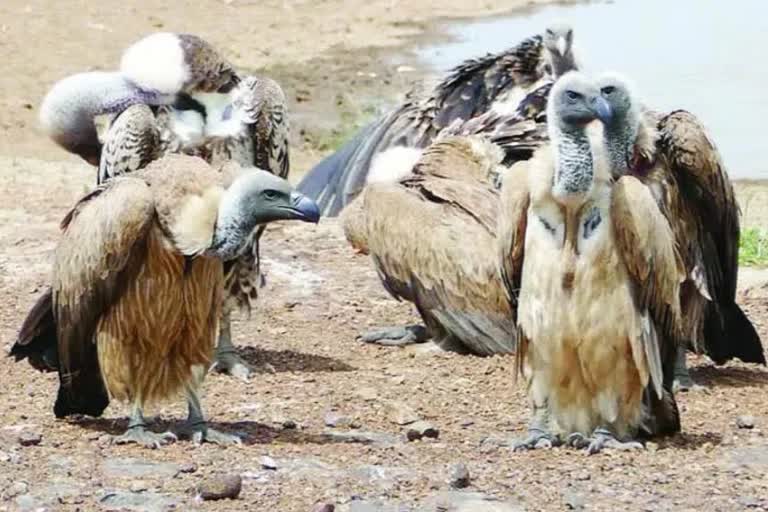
[
  {"left": 704, "top": 301, "right": 765, "bottom": 365},
  {"left": 10, "top": 289, "right": 59, "bottom": 372}
]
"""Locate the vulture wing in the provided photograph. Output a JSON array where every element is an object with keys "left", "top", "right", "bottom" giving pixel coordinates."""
[
  {"left": 611, "top": 175, "right": 684, "bottom": 399},
  {"left": 52, "top": 177, "right": 156, "bottom": 417},
  {"left": 656, "top": 110, "right": 764, "bottom": 364},
  {"left": 497, "top": 162, "right": 531, "bottom": 317},
  {"left": 98, "top": 104, "right": 161, "bottom": 184}
]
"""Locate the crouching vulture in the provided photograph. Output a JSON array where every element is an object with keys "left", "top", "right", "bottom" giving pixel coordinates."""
[
  {"left": 593, "top": 74, "right": 764, "bottom": 390},
  {"left": 503, "top": 72, "right": 682, "bottom": 454},
  {"left": 341, "top": 136, "right": 517, "bottom": 355},
  {"left": 11, "top": 154, "right": 319, "bottom": 447}
]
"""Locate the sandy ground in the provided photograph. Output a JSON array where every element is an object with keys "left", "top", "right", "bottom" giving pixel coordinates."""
[{"left": 1, "top": 1, "right": 768, "bottom": 511}]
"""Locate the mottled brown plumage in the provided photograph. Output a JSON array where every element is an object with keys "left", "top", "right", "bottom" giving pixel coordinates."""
[{"left": 342, "top": 136, "right": 517, "bottom": 354}]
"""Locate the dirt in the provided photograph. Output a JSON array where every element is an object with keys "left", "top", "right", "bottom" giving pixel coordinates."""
[{"left": 1, "top": 1, "right": 768, "bottom": 511}]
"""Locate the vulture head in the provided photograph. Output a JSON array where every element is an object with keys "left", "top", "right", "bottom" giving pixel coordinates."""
[
  {"left": 547, "top": 71, "right": 613, "bottom": 202},
  {"left": 209, "top": 170, "right": 320, "bottom": 260},
  {"left": 542, "top": 24, "right": 577, "bottom": 77}
]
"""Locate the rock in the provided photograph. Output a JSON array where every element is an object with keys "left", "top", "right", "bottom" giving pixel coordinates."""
[
  {"left": 312, "top": 504, "right": 335, "bottom": 512},
  {"left": 564, "top": 489, "right": 586, "bottom": 510},
  {"left": 387, "top": 401, "right": 420, "bottom": 426},
  {"left": 179, "top": 462, "right": 198, "bottom": 474},
  {"left": 422, "top": 491, "right": 525, "bottom": 511},
  {"left": 197, "top": 474, "right": 242, "bottom": 501},
  {"left": 282, "top": 420, "right": 298, "bottom": 430},
  {"left": 479, "top": 437, "right": 510, "bottom": 453},
  {"left": 129, "top": 480, "right": 148, "bottom": 493},
  {"left": 448, "top": 463, "right": 471, "bottom": 489},
  {"left": 324, "top": 411, "right": 352, "bottom": 428},
  {"left": 261, "top": 456, "right": 278, "bottom": 470},
  {"left": 100, "top": 490, "right": 180, "bottom": 511},
  {"left": 737, "top": 415, "right": 756, "bottom": 429},
  {"left": 103, "top": 458, "right": 180, "bottom": 479},
  {"left": 405, "top": 421, "right": 439, "bottom": 441},
  {"left": 356, "top": 387, "right": 378, "bottom": 401},
  {"left": 5, "top": 481, "right": 29, "bottom": 498},
  {"left": 18, "top": 431, "right": 42, "bottom": 447},
  {"left": 323, "top": 430, "right": 401, "bottom": 446},
  {"left": 15, "top": 494, "right": 42, "bottom": 511}
]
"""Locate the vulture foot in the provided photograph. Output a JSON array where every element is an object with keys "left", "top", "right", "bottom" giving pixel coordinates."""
[
  {"left": 179, "top": 421, "right": 243, "bottom": 446},
  {"left": 114, "top": 426, "right": 177, "bottom": 449},
  {"left": 213, "top": 349, "right": 253, "bottom": 381},
  {"left": 581, "top": 428, "right": 644, "bottom": 455},
  {"left": 357, "top": 324, "right": 429, "bottom": 346},
  {"left": 512, "top": 428, "right": 558, "bottom": 451},
  {"left": 672, "top": 346, "right": 706, "bottom": 393}
]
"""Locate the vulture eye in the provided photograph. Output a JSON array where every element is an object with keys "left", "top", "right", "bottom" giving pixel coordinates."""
[
  {"left": 546, "top": 29, "right": 554, "bottom": 35},
  {"left": 263, "top": 190, "right": 278, "bottom": 200},
  {"left": 565, "top": 90, "right": 581, "bottom": 101},
  {"left": 601, "top": 86, "right": 616, "bottom": 95}
]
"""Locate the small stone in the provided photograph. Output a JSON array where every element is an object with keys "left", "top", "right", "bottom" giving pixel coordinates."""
[
  {"left": 356, "top": 387, "right": 378, "bottom": 401},
  {"left": 324, "top": 411, "right": 352, "bottom": 428},
  {"left": 574, "top": 471, "right": 591, "bottom": 482},
  {"left": 448, "top": 463, "right": 471, "bottom": 489},
  {"left": 564, "top": 489, "right": 586, "bottom": 510},
  {"left": 737, "top": 415, "right": 756, "bottom": 429},
  {"left": 18, "top": 431, "right": 42, "bottom": 447},
  {"left": 179, "top": 462, "right": 198, "bottom": 474},
  {"left": 5, "top": 481, "right": 29, "bottom": 498},
  {"left": 261, "top": 456, "right": 278, "bottom": 470},
  {"left": 129, "top": 480, "right": 148, "bottom": 492},
  {"left": 197, "top": 474, "right": 242, "bottom": 501},
  {"left": 405, "top": 421, "right": 439, "bottom": 441},
  {"left": 387, "top": 401, "right": 420, "bottom": 426},
  {"left": 282, "top": 420, "right": 298, "bottom": 430},
  {"left": 312, "top": 504, "right": 335, "bottom": 512}
]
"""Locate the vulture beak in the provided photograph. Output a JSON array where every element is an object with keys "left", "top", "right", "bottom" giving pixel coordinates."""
[
  {"left": 556, "top": 36, "right": 567, "bottom": 56},
  {"left": 593, "top": 96, "right": 613, "bottom": 125},
  {"left": 287, "top": 192, "right": 321, "bottom": 223}
]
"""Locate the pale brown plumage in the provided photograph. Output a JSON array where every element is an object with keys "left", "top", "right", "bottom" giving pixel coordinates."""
[{"left": 342, "top": 136, "right": 517, "bottom": 355}]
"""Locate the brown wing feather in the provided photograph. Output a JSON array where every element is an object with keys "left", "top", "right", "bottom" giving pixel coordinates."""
[
  {"left": 611, "top": 175, "right": 684, "bottom": 398},
  {"left": 52, "top": 177, "right": 155, "bottom": 417},
  {"left": 98, "top": 104, "right": 161, "bottom": 184},
  {"left": 497, "top": 161, "right": 531, "bottom": 317}
]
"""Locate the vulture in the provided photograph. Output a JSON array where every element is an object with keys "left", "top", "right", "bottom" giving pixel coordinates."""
[
  {"left": 39, "top": 32, "right": 291, "bottom": 380},
  {"left": 298, "top": 24, "right": 578, "bottom": 217},
  {"left": 341, "top": 136, "right": 517, "bottom": 354},
  {"left": 10, "top": 154, "right": 319, "bottom": 447},
  {"left": 594, "top": 73, "right": 765, "bottom": 390},
  {"left": 503, "top": 72, "right": 682, "bottom": 454}
]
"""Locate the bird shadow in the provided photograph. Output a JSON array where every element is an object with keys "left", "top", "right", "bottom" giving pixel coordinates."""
[
  {"left": 69, "top": 416, "right": 374, "bottom": 446},
  {"left": 235, "top": 346, "right": 355, "bottom": 374},
  {"left": 688, "top": 365, "right": 768, "bottom": 388},
  {"left": 655, "top": 431, "right": 724, "bottom": 451}
]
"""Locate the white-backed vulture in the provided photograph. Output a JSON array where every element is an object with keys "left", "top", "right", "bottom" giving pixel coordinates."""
[
  {"left": 11, "top": 154, "right": 319, "bottom": 447},
  {"left": 594, "top": 74, "right": 765, "bottom": 390},
  {"left": 298, "top": 24, "right": 578, "bottom": 217},
  {"left": 503, "top": 72, "right": 682, "bottom": 454},
  {"left": 340, "top": 136, "right": 517, "bottom": 355},
  {"left": 39, "top": 32, "right": 291, "bottom": 380}
]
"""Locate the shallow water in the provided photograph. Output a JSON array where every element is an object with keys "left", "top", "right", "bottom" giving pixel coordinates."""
[{"left": 417, "top": 0, "right": 767, "bottom": 179}]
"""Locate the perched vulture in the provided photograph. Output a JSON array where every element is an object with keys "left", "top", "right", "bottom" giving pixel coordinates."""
[
  {"left": 298, "top": 24, "right": 578, "bottom": 217},
  {"left": 503, "top": 72, "right": 682, "bottom": 454},
  {"left": 11, "top": 154, "right": 319, "bottom": 447},
  {"left": 39, "top": 32, "right": 291, "bottom": 380},
  {"left": 594, "top": 73, "right": 765, "bottom": 390},
  {"left": 341, "top": 136, "right": 516, "bottom": 355}
]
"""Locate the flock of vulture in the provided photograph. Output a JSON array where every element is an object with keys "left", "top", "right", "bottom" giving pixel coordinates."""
[{"left": 8, "top": 24, "right": 767, "bottom": 454}]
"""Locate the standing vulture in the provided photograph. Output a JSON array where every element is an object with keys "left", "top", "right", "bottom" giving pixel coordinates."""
[
  {"left": 503, "top": 72, "right": 682, "bottom": 454},
  {"left": 39, "top": 32, "right": 291, "bottom": 380},
  {"left": 298, "top": 24, "right": 578, "bottom": 217},
  {"left": 341, "top": 136, "right": 516, "bottom": 354},
  {"left": 594, "top": 74, "right": 765, "bottom": 390},
  {"left": 11, "top": 154, "right": 319, "bottom": 447}
]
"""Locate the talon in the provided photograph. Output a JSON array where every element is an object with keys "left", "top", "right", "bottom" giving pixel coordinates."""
[
  {"left": 567, "top": 432, "right": 588, "bottom": 449},
  {"left": 358, "top": 325, "right": 428, "bottom": 346},
  {"left": 512, "top": 428, "right": 557, "bottom": 451},
  {"left": 114, "top": 426, "right": 177, "bottom": 449},
  {"left": 214, "top": 350, "right": 253, "bottom": 381},
  {"left": 584, "top": 428, "right": 644, "bottom": 455}
]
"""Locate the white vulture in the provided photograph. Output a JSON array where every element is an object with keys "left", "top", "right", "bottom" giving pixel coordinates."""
[
  {"left": 298, "top": 24, "right": 578, "bottom": 217},
  {"left": 500, "top": 72, "right": 684, "bottom": 454},
  {"left": 38, "top": 32, "right": 291, "bottom": 380},
  {"left": 593, "top": 73, "right": 764, "bottom": 390},
  {"left": 11, "top": 154, "right": 319, "bottom": 447}
]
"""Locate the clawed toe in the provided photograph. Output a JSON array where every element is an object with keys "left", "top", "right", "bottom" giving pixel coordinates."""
[
  {"left": 512, "top": 429, "right": 557, "bottom": 451},
  {"left": 114, "top": 427, "right": 177, "bottom": 449},
  {"left": 179, "top": 422, "right": 242, "bottom": 446},
  {"left": 357, "top": 325, "right": 428, "bottom": 346},
  {"left": 585, "top": 429, "right": 644, "bottom": 455},
  {"left": 213, "top": 351, "right": 253, "bottom": 381}
]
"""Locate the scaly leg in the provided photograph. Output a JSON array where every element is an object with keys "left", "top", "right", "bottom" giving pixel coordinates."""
[
  {"left": 113, "top": 402, "right": 177, "bottom": 449},
  {"left": 673, "top": 345, "right": 704, "bottom": 392},
  {"left": 213, "top": 309, "right": 253, "bottom": 381},
  {"left": 178, "top": 366, "right": 242, "bottom": 446},
  {"left": 581, "top": 427, "right": 644, "bottom": 455},
  {"left": 513, "top": 400, "right": 558, "bottom": 451},
  {"left": 358, "top": 324, "right": 429, "bottom": 346}
]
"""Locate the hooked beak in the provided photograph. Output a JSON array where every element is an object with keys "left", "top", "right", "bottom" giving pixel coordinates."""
[
  {"left": 593, "top": 96, "right": 613, "bottom": 125},
  {"left": 556, "top": 36, "right": 567, "bottom": 56},
  {"left": 288, "top": 192, "right": 321, "bottom": 223}
]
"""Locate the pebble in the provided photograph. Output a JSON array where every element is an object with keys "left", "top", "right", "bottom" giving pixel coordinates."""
[
  {"left": 356, "top": 387, "right": 378, "bottom": 401},
  {"left": 387, "top": 401, "right": 420, "bottom": 426},
  {"left": 129, "top": 480, "right": 148, "bottom": 492},
  {"left": 405, "top": 421, "right": 439, "bottom": 442},
  {"left": 179, "top": 462, "right": 198, "bottom": 474},
  {"left": 312, "top": 504, "right": 335, "bottom": 512},
  {"left": 564, "top": 489, "right": 586, "bottom": 510},
  {"left": 737, "top": 415, "right": 756, "bottom": 429},
  {"left": 18, "top": 431, "right": 42, "bottom": 447},
  {"left": 282, "top": 420, "right": 298, "bottom": 430},
  {"left": 197, "top": 474, "right": 242, "bottom": 501},
  {"left": 324, "top": 411, "right": 352, "bottom": 428},
  {"left": 261, "top": 456, "right": 278, "bottom": 470},
  {"left": 5, "top": 481, "right": 29, "bottom": 498},
  {"left": 448, "top": 463, "right": 471, "bottom": 489}
]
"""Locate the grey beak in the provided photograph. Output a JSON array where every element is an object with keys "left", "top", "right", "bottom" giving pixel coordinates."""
[
  {"left": 289, "top": 192, "right": 321, "bottom": 223},
  {"left": 594, "top": 96, "right": 613, "bottom": 125},
  {"left": 556, "top": 36, "right": 567, "bottom": 56}
]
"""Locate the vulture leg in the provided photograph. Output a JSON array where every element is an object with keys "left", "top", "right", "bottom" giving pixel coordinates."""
[
  {"left": 179, "top": 366, "right": 242, "bottom": 445},
  {"left": 673, "top": 346, "right": 703, "bottom": 392},
  {"left": 114, "top": 403, "right": 177, "bottom": 449},
  {"left": 213, "top": 310, "right": 253, "bottom": 381},
  {"left": 580, "top": 427, "right": 644, "bottom": 455},
  {"left": 358, "top": 324, "right": 429, "bottom": 347},
  {"left": 512, "top": 401, "right": 558, "bottom": 451}
]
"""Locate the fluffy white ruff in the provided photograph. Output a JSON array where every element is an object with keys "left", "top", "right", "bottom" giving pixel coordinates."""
[
  {"left": 120, "top": 32, "right": 189, "bottom": 94},
  {"left": 366, "top": 146, "right": 424, "bottom": 184}
]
